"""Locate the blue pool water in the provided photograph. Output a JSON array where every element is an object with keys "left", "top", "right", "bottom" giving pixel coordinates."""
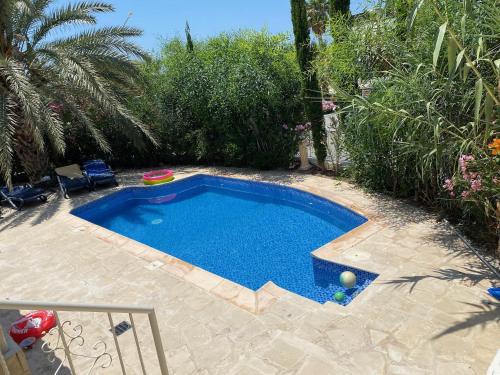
[{"left": 72, "top": 175, "right": 378, "bottom": 305}]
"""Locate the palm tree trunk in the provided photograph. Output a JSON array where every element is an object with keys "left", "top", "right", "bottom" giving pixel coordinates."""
[{"left": 14, "top": 123, "right": 49, "bottom": 183}]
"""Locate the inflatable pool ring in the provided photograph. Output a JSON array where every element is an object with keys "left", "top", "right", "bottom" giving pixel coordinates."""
[
  {"left": 9, "top": 310, "right": 56, "bottom": 348},
  {"left": 143, "top": 169, "right": 175, "bottom": 185}
]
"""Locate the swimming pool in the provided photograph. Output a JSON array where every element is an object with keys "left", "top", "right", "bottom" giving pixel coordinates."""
[{"left": 72, "top": 175, "right": 378, "bottom": 305}]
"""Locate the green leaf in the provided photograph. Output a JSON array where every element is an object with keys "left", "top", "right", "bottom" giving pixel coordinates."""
[
  {"left": 463, "top": 62, "right": 471, "bottom": 82},
  {"left": 455, "top": 49, "right": 465, "bottom": 72},
  {"left": 447, "top": 38, "right": 457, "bottom": 75},
  {"left": 461, "top": 15, "right": 466, "bottom": 40},
  {"left": 463, "top": 0, "right": 471, "bottom": 14},
  {"left": 408, "top": 0, "right": 425, "bottom": 32},
  {"left": 426, "top": 101, "right": 432, "bottom": 119},
  {"left": 433, "top": 22, "right": 448, "bottom": 69},
  {"left": 484, "top": 93, "right": 493, "bottom": 123},
  {"left": 476, "top": 37, "right": 483, "bottom": 60},
  {"left": 474, "top": 78, "right": 483, "bottom": 124}
]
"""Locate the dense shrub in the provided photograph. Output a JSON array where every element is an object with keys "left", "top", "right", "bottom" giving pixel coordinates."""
[
  {"left": 318, "top": 0, "right": 499, "bottom": 246},
  {"left": 59, "top": 31, "right": 303, "bottom": 170},
  {"left": 129, "top": 30, "right": 303, "bottom": 169}
]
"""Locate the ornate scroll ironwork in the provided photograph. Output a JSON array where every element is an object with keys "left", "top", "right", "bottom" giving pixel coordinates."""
[{"left": 41, "top": 320, "right": 113, "bottom": 374}]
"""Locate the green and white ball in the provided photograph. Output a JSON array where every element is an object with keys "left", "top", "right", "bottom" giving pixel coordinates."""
[{"left": 339, "top": 271, "right": 357, "bottom": 288}]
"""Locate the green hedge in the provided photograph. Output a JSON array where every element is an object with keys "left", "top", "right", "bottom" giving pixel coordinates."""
[
  {"left": 59, "top": 31, "right": 303, "bottom": 170},
  {"left": 130, "top": 30, "right": 303, "bottom": 169}
]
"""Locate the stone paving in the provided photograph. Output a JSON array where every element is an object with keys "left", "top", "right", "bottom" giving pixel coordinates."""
[{"left": 0, "top": 167, "right": 498, "bottom": 374}]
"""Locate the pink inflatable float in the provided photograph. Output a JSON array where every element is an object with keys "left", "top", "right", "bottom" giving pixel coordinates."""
[{"left": 143, "top": 169, "right": 174, "bottom": 185}]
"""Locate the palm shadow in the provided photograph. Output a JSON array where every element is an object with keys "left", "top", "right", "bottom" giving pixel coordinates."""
[
  {"left": 385, "top": 266, "right": 498, "bottom": 292},
  {"left": 0, "top": 180, "right": 125, "bottom": 233},
  {"left": 0, "top": 190, "right": 63, "bottom": 232},
  {"left": 383, "top": 263, "right": 499, "bottom": 338},
  {"left": 432, "top": 300, "right": 499, "bottom": 339}
]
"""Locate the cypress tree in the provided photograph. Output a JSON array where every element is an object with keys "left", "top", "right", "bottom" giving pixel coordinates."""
[
  {"left": 290, "top": 0, "right": 327, "bottom": 169},
  {"left": 185, "top": 21, "right": 194, "bottom": 52},
  {"left": 329, "top": 0, "right": 350, "bottom": 16}
]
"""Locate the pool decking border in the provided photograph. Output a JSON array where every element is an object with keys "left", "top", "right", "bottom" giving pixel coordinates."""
[{"left": 65, "top": 173, "right": 385, "bottom": 314}]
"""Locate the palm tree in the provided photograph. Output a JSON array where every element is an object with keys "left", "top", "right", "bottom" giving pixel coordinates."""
[{"left": 0, "top": 0, "right": 155, "bottom": 187}]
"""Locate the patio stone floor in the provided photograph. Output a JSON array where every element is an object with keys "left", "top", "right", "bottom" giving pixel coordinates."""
[{"left": 0, "top": 167, "right": 498, "bottom": 374}]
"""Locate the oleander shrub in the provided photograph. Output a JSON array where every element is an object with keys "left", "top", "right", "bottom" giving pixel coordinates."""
[
  {"left": 318, "top": 0, "right": 499, "bottom": 246},
  {"left": 130, "top": 30, "right": 303, "bottom": 169}
]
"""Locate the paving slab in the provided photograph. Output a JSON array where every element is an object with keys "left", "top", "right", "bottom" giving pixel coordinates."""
[{"left": 0, "top": 166, "right": 497, "bottom": 374}]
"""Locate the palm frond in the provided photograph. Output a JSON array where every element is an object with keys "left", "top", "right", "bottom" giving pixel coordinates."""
[
  {"left": 63, "top": 98, "right": 111, "bottom": 153},
  {"left": 0, "top": 58, "right": 45, "bottom": 151},
  {"left": 1, "top": 0, "right": 153, "bottom": 182},
  {"left": 31, "top": 2, "right": 114, "bottom": 47},
  {"left": 39, "top": 103, "right": 65, "bottom": 154},
  {"left": 44, "top": 26, "right": 148, "bottom": 60},
  {"left": 0, "top": 94, "right": 16, "bottom": 187}
]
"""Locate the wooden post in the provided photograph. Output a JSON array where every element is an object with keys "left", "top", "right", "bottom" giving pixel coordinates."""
[
  {"left": 0, "top": 325, "right": 10, "bottom": 375},
  {"left": 0, "top": 325, "right": 7, "bottom": 354}
]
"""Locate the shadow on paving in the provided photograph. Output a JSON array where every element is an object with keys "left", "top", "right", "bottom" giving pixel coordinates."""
[
  {"left": 0, "top": 181, "right": 122, "bottom": 233},
  {"left": 0, "top": 191, "right": 63, "bottom": 232},
  {"left": 432, "top": 300, "right": 499, "bottom": 339},
  {"left": 383, "top": 256, "right": 499, "bottom": 338},
  {"left": 117, "top": 165, "right": 310, "bottom": 186},
  {"left": 0, "top": 310, "right": 70, "bottom": 374},
  {"left": 370, "top": 195, "right": 437, "bottom": 230},
  {"left": 381, "top": 210, "right": 499, "bottom": 340}
]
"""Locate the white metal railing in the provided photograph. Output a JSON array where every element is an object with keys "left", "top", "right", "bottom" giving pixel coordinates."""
[{"left": 0, "top": 300, "right": 169, "bottom": 374}]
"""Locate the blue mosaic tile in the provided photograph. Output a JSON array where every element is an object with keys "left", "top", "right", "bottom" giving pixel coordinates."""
[{"left": 72, "top": 174, "right": 378, "bottom": 305}]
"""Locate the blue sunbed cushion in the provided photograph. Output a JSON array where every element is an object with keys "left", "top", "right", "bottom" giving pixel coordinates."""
[
  {"left": 86, "top": 171, "right": 115, "bottom": 179},
  {"left": 2, "top": 185, "right": 44, "bottom": 199},
  {"left": 83, "top": 159, "right": 106, "bottom": 166},
  {"left": 83, "top": 160, "right": 111, "bottom": 171}
]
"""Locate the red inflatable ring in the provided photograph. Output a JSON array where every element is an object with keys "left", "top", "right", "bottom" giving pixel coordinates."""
[{"left": 9, "top": 310, "right": 56, "bottom": 348}]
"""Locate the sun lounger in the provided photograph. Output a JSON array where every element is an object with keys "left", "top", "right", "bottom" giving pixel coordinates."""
[
  {"left": 54, "top": 164, "right": 91, "bottom": 198},
  {"left": 82, "top": 159, "right": 118, "bottom": 187},
  {"left": 0, "top": 184, "right": 47, "bottom": 210}
]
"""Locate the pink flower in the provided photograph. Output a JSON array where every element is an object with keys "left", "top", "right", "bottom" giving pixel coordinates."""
[
  {"left": 296, "top": 124, "right": 305, "bottom": 132},
  {"left": 322, "top": 100, "right": 336, "bottom": 112},
  {"left": 450, "top": 192, "right": 456, "bottom": 197},
  {"left": 459, "top": 154, "right": 474, "bottom": 178},
  {"left": 442, "top": 178, "right": 454, "bottom": 192},
  {"left": 282, "top": 124, "right": 288, "bottom": 130},
  {"left": 461, "top": 191, "right": 470, "bottom": 199},
  {"left": 470, "top": 177, "right": 482, "bottom": 191},
  {"left": 48, "top": 102, "right": 64, "bottom": 113}
]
